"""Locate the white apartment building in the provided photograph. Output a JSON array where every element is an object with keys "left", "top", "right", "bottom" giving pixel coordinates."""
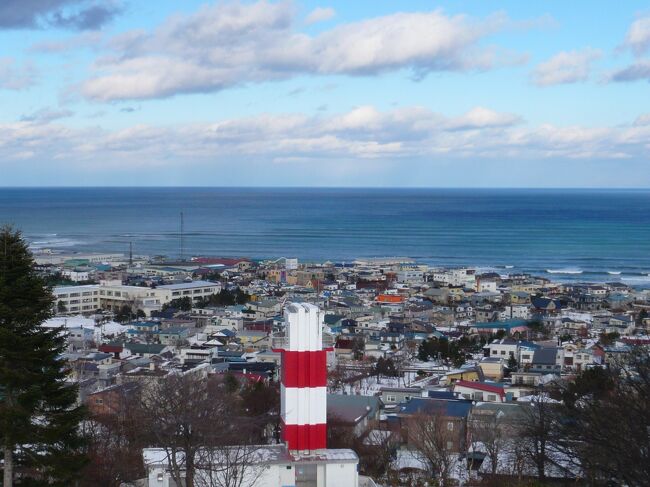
[
  {"left": 157, "top": 280, "right": 222, "bottom": 304},
  {"left": 433, "top": 268, "right": 476, "bottom": 288},
  {"left": 396, "top": 269, "right": 425, "bottom": 283},
  {"left": 53, "top": 285, "right": 101, "bottom": 314},
  {"left": 53, "top": 280, "right": 221, "bottom": 315}
]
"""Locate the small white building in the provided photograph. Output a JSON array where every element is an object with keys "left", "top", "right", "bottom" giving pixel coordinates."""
[
  {"left": 433, "top": 268, "right": 476, "bottom": 288},
  {"left": 477, "top": 280, "right": 498, "bottom": 293},
  {"left": 62, "top": 269, "right": 91, "bottom": 282},
  {"left": 143, "top": 445, "right": 360, "bottom": 487},
  {"left": 396, "top": 269, "right": 424, "bottom": 283},
  {"left": 499, "top": 305, "right": 531, "bottom": 321}
]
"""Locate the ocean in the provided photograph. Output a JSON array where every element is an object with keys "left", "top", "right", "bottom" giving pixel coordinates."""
[{"left": 1, "top": 187, "right": 649, "bottom": 284}]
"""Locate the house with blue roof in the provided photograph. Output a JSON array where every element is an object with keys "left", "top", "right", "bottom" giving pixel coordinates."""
[
  {"left": 531, "top": 297, "right": 563, "bottom": 313},
  {"left": 129, "top": 321, "right": 160, "bottom": 333},
  {"left": 327, "top": 394, "right": 383, "bottom": 439},
  {"left": 470, "top": 319, "right": 530, "bottom": 336},
  {"left": 397, "top": 397, "right": 473, "bottom": 453},
  {"left": 154, "top": 326, "right": 190, "bottom": 345},
  {"left": 529, "top": 347, "right": 562, "bottom": 374}
]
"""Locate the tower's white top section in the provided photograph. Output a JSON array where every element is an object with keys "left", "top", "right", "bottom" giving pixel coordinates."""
[{"left": 285, "top": 302, "right": 323, "bottom": 352}]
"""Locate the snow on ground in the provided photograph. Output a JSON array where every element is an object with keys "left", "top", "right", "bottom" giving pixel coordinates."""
[
  {"left": 517, "top": 393, "right": 561, "bottom": 404},
  {"left": 42, "top": 315, "right": 129, "bottom": 342},
  {"left": 393, "top": 448, "right": 471, "bottom": 485},
  {"left": 340, "top": 371, "right": 442, "bottom": 396}
]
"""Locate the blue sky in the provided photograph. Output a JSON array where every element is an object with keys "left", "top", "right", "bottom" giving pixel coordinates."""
[{"left": 0, "top": 0, "right": 649, "bottom": 187}]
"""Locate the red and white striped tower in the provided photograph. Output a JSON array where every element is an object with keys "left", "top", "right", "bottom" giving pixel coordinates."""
[{"left": 277, "top": 303, "right": 328, "bottom": 452}]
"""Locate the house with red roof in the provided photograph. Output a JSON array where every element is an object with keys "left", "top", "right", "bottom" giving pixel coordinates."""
[
  {"left": 376, "top": 294, "right": 405, "bottom": 304},
  {"left": 452, "top": 380, "right": 507, "bottom": 403},
  {"left": 98, "top": 343, "right": 124, "bottom": 359}
]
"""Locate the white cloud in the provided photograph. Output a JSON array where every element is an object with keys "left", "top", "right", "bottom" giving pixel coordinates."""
[
  {"left": 305, "top": 6, "right": 335, "bottom": 25},
  {"left": 634, "top": 113, "right": 650, "bottom": 125},
  {"left": 20, "top": 107, "right": 74, "bottom": 123},
  {"left": 531, "top": 48, "right": 601, "bottom": 86},
  {"left": 1, "top": 106, "right": 648, "bottom": 170},
  {"left": 610, "top": 59, "right": 650, "bottom": 82},
  {"left": 623, "top": 15, "right": 650, "bottom": 55},
  {"left": 445, "top": 106, "right": 521, "bottom": 130},
  {"left": 80, "top": 2, "right": 520, "bottom": 101},
  {"left": 0, "top": 57, "right": 36, "bottom": 90},
  {"left": 30, "top": 31, "right": 103, "bottom": 53},
  {"left": 611, "top": 16, "right": 650, "bottom": 83}
]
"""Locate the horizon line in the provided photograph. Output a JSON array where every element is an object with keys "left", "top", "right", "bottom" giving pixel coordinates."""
[{"left": 1, "top": 185, "right": 650, "bottom": 190}]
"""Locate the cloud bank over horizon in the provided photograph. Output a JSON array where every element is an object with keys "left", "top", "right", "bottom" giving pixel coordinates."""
[{"left": 0, "top": 0, "right": 649, "bottom": 187}]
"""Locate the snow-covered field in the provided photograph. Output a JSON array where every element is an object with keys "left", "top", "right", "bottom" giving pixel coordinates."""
[{"left": 42, "top": 316, "right": 129, "bottom": 342}]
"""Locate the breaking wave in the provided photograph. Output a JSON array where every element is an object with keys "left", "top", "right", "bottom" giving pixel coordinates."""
[{"left": 546, "top": 268, "right": 583, "bottom": 275}]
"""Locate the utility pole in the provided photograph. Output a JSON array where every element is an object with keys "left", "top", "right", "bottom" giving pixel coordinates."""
[{"left": 129, "top": 241, "right": 133, "bottom": 266}]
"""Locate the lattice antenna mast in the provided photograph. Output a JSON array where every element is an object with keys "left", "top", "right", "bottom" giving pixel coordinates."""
[{"left": 180, "top": 211, "right": 185, "bottom": 261}]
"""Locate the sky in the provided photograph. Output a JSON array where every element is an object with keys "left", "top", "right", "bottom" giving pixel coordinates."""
[{"left": 0, "top": 0, "right": 649, "bottom": 187}]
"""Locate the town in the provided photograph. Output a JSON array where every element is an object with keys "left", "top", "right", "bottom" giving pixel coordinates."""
[{"left": 31, "top": 248, "right": 650, "bottom": 486}]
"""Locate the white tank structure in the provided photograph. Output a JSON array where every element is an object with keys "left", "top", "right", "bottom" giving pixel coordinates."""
[{"left": 276, "top": 303, "right": 330, "bottom": 452}]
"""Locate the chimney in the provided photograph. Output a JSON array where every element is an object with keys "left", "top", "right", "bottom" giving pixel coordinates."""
[{"left": 276, "top": 303, "right": 328, "bottom": 453}]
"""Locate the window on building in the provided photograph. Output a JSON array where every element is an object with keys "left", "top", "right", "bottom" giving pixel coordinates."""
[
  {"left": 295, "top": 464, "right": 317, "bottom": 483},
  {"left": 488, "top": 394, "right": 497, "bottom": 401},
  {"left": 447, "top": 422, "right": 454, "bottom": 431}
]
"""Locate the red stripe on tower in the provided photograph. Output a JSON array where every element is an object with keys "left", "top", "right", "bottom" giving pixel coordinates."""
[
  {"left": 282, "top": 421, "right": 327, "bottom": 451},
  {"left": 281, "top": 351, "right": 327, "bottom": 388}
]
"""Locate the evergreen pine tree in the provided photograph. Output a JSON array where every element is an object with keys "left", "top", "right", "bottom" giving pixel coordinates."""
[
  {"left": 507, "top": 354, "right": 518, "bottom": 370},
  {"left": 0, "top": 227, "right": 86, "bottom": 486}
]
